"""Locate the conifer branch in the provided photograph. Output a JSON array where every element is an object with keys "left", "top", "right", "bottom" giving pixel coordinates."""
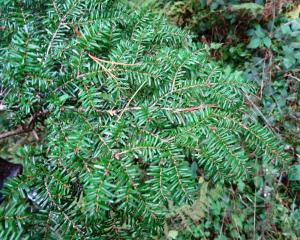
[
  {"left": 68, "top": 104, "right": 216, "bottom": 116},
  {"left": 0, "top": 109, "right": 48, "bottom": 140},
  {"left": 0, "top": 1, "right": 289, "bottom": 237},
  {"left": 88, "top": 53, "right": 140, "bottom": 66}
]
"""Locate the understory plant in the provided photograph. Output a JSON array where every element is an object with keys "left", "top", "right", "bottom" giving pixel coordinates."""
[
  {"left": 0, "top": 0, "right": 290, "bottom": 238},
  {"left": 156, "top": 0, "right": 299, "bottom": 149},
  {"left": 131, "top": 0, "right": 300, "bottom": 238}
]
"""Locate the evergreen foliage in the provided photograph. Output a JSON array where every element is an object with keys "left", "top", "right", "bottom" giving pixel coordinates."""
[{"left": 0, "top": 0, "right": 289, "bottom": 238}]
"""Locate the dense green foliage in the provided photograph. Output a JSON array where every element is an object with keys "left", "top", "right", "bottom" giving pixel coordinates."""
[
  {"left": 131, "top": 0, "right": 300, "bottom": 238},
  {"left": 155, "top": 0, "right": 299, "bottom": 148},
  {"left": 245, "top": 18, "right": 299, "bottom": 149},
  {"left": 0, "top": 0, "right": 295, "bottom": 239}
]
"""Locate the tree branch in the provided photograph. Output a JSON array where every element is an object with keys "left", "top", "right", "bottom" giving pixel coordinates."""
[
  {"left": 66, "top": 104, "right": 217, "bottom": 116},
  {"left": 0, "top": 109, "right": 49, "bottom": 140}
]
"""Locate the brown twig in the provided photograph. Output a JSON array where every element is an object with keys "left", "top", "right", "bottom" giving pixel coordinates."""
[
  {"left": 0, "top": 109, "right": 48, "bottom": 140},
  {"left": 88, "top": 53, "right": 139, "bottom": 66},
  {"left": 68, "top": 104, "right": 216, "bottom": 117}
]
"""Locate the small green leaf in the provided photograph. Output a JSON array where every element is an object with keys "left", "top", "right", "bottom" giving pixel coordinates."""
[
  {"left": 210, "top": 2, "right": 220, "bottom": 10},
  {"left": 168, "top": 230, "right": 178, "bottom": 239},
  {"left": 255, "top": 25, "right": 265, "bottom": 38},
  {"left": 230, "top": 3, "right": 263, "bottom": 16},
  {"left": 191, "top": 161, "right": 198, "bottom": 178},
  {"left": 263, "top": 37, "right": 272, "bottom": 48},
  {"left": 294, "top": 52, "right": 300, "bottom": 60},
  {"left": 283, "top": 57, "right": 296, "bottom": 69},
  {"left": 281, "top": 24, "right": 290, "bottom": 34},
  {"left": 283, "top": 46, "right": 293, "bottom": 55},
  {"left": 59, "top": 94, "right": 70, "bottom": 102},
  {"left": 216, "top": 234, "right": 228, "bottom": 240},
  {"left": 291, "top": 21, "right": 300, "bottom": 31},
  {"left": 290, "top": 42, "right": 300, "bottom": 49},
  {"left": 210, "top": 43, "right": 222, "bottom": 50},
  {"left": 247, "top": 38, "right": 261, "bottom": 49},
  {"left": 289, "top": 165, "right": 300, "bottom": 181}
]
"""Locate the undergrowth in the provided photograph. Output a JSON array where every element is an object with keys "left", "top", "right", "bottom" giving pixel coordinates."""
[{"left": 126, "top": 0, "right": 300, "bottom": 238}]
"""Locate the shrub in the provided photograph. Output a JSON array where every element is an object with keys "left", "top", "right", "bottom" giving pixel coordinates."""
[
  {"left": 0, "top": 0, "right": 288, "bottom": 238},
  {"left": 132, "top": 0, "right": 300, "bottom": 238}
]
